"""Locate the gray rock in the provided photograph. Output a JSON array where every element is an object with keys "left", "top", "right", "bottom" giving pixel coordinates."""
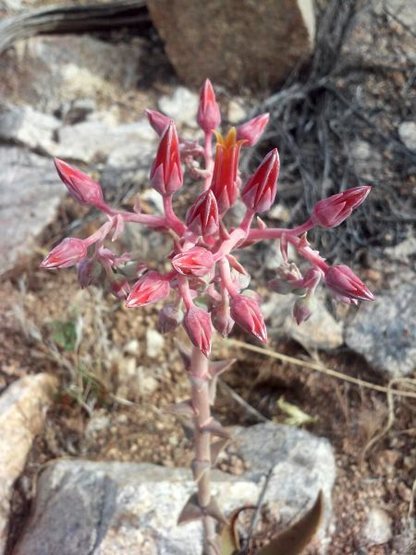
[
  {"left": 140, "top": 188, "right": 165, "bottom": 215},
  {"left": 63, "top": 98, "right": 97, "bottom": 125},
  {"left": 158, "top": 87, "right": 199, "bottom": 127},
  {"left": 54, "top": 120, "right": 156, "bottom": 165},
  {"left": 4, "top": 35, "right": 145, "bottom": 113},
  {"left": 398, "top": 121, "right": 416, "bottom": 152},
  {"left": 345, "top": 284, "right": 416, "bottom": 377},
  {"left": 263, "top": 292, "right": 344, "bottom": 351},
  {"left": 233, "top": 423, "right": 335, "bottom": 530},
  {"left": 115, "top": 357, "right": 159, "bottom": 400},
  {"left": 0, "top": 104, "right": 60, "bottom": 153},
  {"left": 0, "top": 147, "right": 66, "bottom": 275},
  {"left": 343, "top": 0, "right": 416, "bottom": 64},
  {"left": 0, "top": 373, "right": 57, "bottom": 552},
  {"left": 362, "top": 507, "right": 393, "bottom": 546},
  {"left": 384, "top": 234, "right": 416, "bottom": 262},
  {"left": 147, "top": 0, "right": 315, "bottom": 91},
  {"left": 373, "top": 0, "right": 416, "bottom": 34},
  {"left": 14, "top": 423, "right": 335, "bottom": 554}
]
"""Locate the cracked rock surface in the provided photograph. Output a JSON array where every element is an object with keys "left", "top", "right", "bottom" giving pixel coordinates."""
[{"left": 13, "top": 423, "right": 335, "bottom": 555}]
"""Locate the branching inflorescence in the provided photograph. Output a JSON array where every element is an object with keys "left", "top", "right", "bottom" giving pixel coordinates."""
[{"left": 41, "top": 79, "right": 374, "bottom": 554}]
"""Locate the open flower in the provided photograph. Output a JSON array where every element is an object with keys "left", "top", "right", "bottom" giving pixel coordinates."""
[{"left": 210, "top": 128, "right": 243, "bottom": 214}]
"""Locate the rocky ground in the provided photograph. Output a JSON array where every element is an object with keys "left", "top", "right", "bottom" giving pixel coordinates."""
[{"left": 0, "top": 1, "right": 416, "bottom": 554}]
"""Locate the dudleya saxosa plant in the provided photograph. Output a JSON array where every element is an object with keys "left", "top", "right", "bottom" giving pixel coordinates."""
[{"left": 41, "top": 79, "right": 374, "bottom": 554}]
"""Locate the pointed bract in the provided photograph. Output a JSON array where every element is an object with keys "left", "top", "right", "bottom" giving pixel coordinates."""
[
  {"left": 312, "top": 186, "right": 372, "bottom": 228},
  {"left": 325, "top": 264, "right": 374, "bottom": 302},
  {"left": 54, "top": 158, "right": 104, "bottom": 208},
  {"left": 230, "top": 294, "right": 267, "bottom": 343},
  {"left": 293, "top": 297, "right": 313, "bottom": 325},
  {"left": 145, "top": 109, "right": 171, "bottom": 136},
  {"left": 186, "top": 190, "right": 219, "bottom": 236},
  {"left": 183, "top": 306, "right": 213, "bottom": 357},
  {"left": 41, "top": 237, "right": 87, "bottom": 269},
  {"left": 126, "top": 271, "right": 170, "bottom": 307},
  {"left": 236, "top": 113, "right": 270, "bottom": 146},
  {"left": 241, "top": 148, "right": 280, "bottom": 213},
  {"left": 197, "top": 79, "right": 221, "bottom": 133},
  {"left": 177, "top": 494, "right": 203, "bottom": 525},
  {"left": 172, "top": 247, "right": 214, "bottom": 277},
  {"left": 150, "top": 121, "right": 183, "bottom": 196}
]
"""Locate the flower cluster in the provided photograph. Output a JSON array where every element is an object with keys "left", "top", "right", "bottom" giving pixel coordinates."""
[{"left": 41, "top": 79, "right": 374, "bottom": 357}]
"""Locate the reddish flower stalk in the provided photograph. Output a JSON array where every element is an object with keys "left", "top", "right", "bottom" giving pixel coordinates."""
[{"left": 40, "top": 80, "right": 375, "bottom": 554}]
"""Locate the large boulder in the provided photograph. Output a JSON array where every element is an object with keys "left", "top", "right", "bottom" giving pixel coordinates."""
[
  {"left": 0, "top": 374, "right": 57, "bottom": 552},
  {"left": 345, "top": 284, "right": 416, "bottom": 377},
  {"left": 0, "top": 147, "right": 66, "bottom": 275},
  {"left": 13, "top": 423, "right": 335, "bottom": 554},
  {"left": 147, "top": 0, "right": 315, "bottom": 91}
]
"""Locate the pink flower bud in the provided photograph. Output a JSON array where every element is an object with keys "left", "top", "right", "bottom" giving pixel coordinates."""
[
  {"left": 197, "top": 79, "right": 221, "bottom": 133},
  {"left": 150, "top": 121, "right": 183, "bottom": 196},
  {"left": 230, "top": 294, "right": 267, "bottom": 343},
  {"left": 172, "top": 247, "right": 214, "bottom": 277},
  {"left": 126, "top": 271, "right": 171, "bottom": 308},
  {"left": 212, "top": 302, "right": 235, "bottom": 337},
  {"left": 183, "top": 306, "right": 213, "bottom": 357},
  {"left": 311, "top": 186, "right": 372, "bottom": 228},
  {"left": 54, "top": 158, "right": 104, "bottom": 208},
  {"left": 210, "top": 128, "right": 242, "bottom": 214},
  {"left": 186, "top": 190, "right": 219, "bottom": 236},
  {"left": 40, "top": 237, "right": 87, "bottom": 269},
  {"left": 293, "top": 297, "right": 313, "bottom": 325},
  {"left": 241, "top": 148, "right": 280, "bottom": 213},
  {"left": 325, "top": 264, "right": 374, "bottom": 302},
  {"left": 145, "top": 109, "right": 171, "bottom": 136},
  {"left": 236, "top": 113, "right": 269, "bottom": 146},
  {"left": 158, "top": 303, "right": 184, "bottom": 334}
]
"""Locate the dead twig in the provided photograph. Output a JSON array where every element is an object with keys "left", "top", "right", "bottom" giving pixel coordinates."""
[
  {"left": 0, "top": 1, "right": 149, "bottom": 54},
  {"left": 225, "top": 338, "right": 416, "bottom": 401}
]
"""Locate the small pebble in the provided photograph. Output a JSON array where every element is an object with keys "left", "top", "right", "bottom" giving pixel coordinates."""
[
  {"left": 363, "top": 507, "right": 392, "bottom": 545},
  {"left": 146, "top": 328, "right": 165, "bottom": 359}
]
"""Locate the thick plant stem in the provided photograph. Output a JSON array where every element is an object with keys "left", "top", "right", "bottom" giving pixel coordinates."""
[{"left": 190, "top": 346, "right": 217, "bottom": 555}]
